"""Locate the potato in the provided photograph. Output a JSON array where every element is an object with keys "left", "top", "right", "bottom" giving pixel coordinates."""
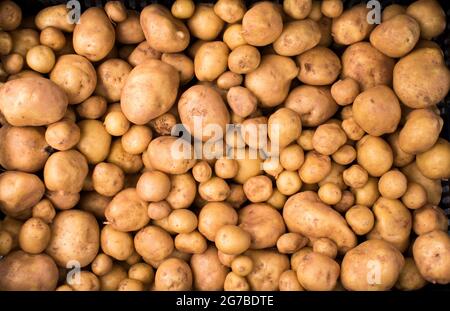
[
  {"left": 296, "top": 46, "right": 340, "bottom": 85},
  {"left": 341, "top": 239, "right": 404, "bottom": 291},
  {"left": 127, "top": 41, "right": 161, "bottom": 66},
  {"left": 268, "top": 108, "right": 302, "bottom": 149},
  {"left": 73, "top": 7, "right": 115, "bottom": 61},
  {"left": 0, "top": 31, "right": 12, "bottom": 55},
  {"left": 226, "top": 183, "right": 248, "bottom": 208},
  {"left": 35, "top": 4, "right": 74, "bottom": 32},
  {"left": 92, "top": 163, "right": 124, "bottom": 197},
  {"left": 191, "top": 246, "right": 228, "bottom": 290},
  {"left": 194, "top": 41, "right": 229, "bottom": 81},
  {"left": 395, "top": 258, "right": 427, "bottom": 291},
  {"left": 50, "top": 54, "right": 96, "bottom": 105},
  {"left": 413, "top": 205, "right": 448, "bottom": 235},
  {"left": 406, "top": 0, "right": 446, "bottom": 40},
  {"left": 298, "top": 151, "right": 331, "bottom": 184},
  {"left": 171, "top": 0, "right": 195, "bottom": 19},
  {"left": 398, "top": 108, "right": 443, "bottom": 154},
  {"left": 356, "top": 135, "right": 393, "bottom": 177},
  {"left": 243, "top": 175, "right": 273, "bottom": 203},
  {"left": 120, "top": 125, "right": 152, "bottom": 155},
  {"left": 331, "top": 4, "right": 374, "bottom": 45},
  {"left": 297, "top": 252, "right": 340, "bottom": 290},
  {"left": 227, "top": 45, "right": 260, "bottom": 74},
  {"left": 100, "top": 225, "right": 133, "bottom": 261},
  {"left": 128, "top": 263, "right": 154, "bottom": 284},
  {"left": 46, "top": 191, "right": 80, "bottom": 211},
  {"left": 45, "top": 120, "right": 80, "bottom": 151},
  {"left": 344, "top": 205, "right": 374, "bottom": 236},
  {"left": 413, "top": 230, "right": 450, "bottom": 284},
  {"left": 213, "top": 158, "right": 238, "bottom": 180},
  {"left": 277, "top": 233, "right": 308, "bottom": 254},
  {"left": 0, "top": 251, "right": 58, "bottom": 291},
  {"left": 242, "top": 2, "right": 282, "bottom": 46},
  {"left": 274, "top": 19, "right": 321, "bottom": 56},
  {"left": 175, "top": 231, "right": 207, "bottom": 254},
  {"left": 100, "top": 264, "right": 127, "bottom": 291},
  {"left": 168, "top": 209, "right": 197, "bottom": 234},
  {"left": 245, "top": 54, "right": 298, "bottom": 107},
  {"left": 69, "top": 271, "right": 100, "bottom": 291},
  {"left": 2, "top": 52, "right": 23, "bottom": 74},
  {"left": 104, "top": 1, "right": 127, "bottom": 22},
  {"left": 76, "top": 96, "right": 107, "bottom": 120},
  {"left": 18, "top": 217, "right": 50, "bottom": 254},
  {"left": 382, "top": 4, "right": 406, "bottom": 21},
  {"left": 285, "top": 86, "right": 338, "bottom": 127},
  {"left": 187, "top": 7, "right": 223, "bottom": 42},
  {"left": 279, "top": 270, "right": 304, "bottom": 291},
  {"left": 147, "top": 201, "right": 172, "bottom": 221},
  {"left": 134, "top": 225, "right": 173, "bottom": 262},
  {"left": 279, "top": 144, "right": 304, "bottom": 171},
  {"left": 239, "top": 203, "right": 285, "bottom": 249},
  {"left": 121, "top": 59, "right": 179, "bottom": 125},
  {"left": 402, "top": 182, "right": 428, "bottom": 210},
  {"left": 387, "top": 131, "right": 415, "bottom": 168},
  {"left": 370, "top": 14, "right": 420, "bottom": 58},
  {"left": 283, "top": 0, "right": 312, "bottom": 19},
  {"left": 402, "top": 162, "right": 442, "bottom": 206},
  {"left": 283, "top": 191, "right": 357, "bottom": 253},
  {"left": 161, "top": 53, "right": 194, "bottom": 84},
  {"left": 214, "top": 0, "right": 245, "bottom": 23},
  {"left": 231, "top": 255, "right": 253, "bottom": 277},
  {"left": 105, "top": 188, "right": 149, "bottom": 232},
  {"left": 318, "top": 183, "right": 342, "bottom": 205},
  {"left": 104, "top": 111, "right": 130, "bottom": 136},
  {"left": 0, "top": 230, "right": 13, "bottom": 256},
  {"left": 416, "top": 137, "right": 450, "bottom": 178},
  {"left": 46, "top": 210, "right": 99, "bottom": 267},
  {"left": 0, "top": 0, "right": 21, "bottom": 31},
  {"left": 155, "top": 257, "right": 193, "bottom": 290},
  {"left": 246, "top": 250, "right": 289, "bottom": 291},
  {"left": 107, "top": 139, "right": 143, "bottom": 174},
  {"left": 223, "top": 23, "right": 246, "bottom": 50},
  {"left": 224, "top": 271, "right": 250, "bottom": 291},
  {"left": 32, "top": 199, "right": 56, "bottom": 224},
  {"left": 321, "top": 0, "right": 342, "bottom": 18},
  {"left": 95, "top": 58, "right": 131, "bottom": 103},
  {"left": 136, "top": 171, "right": 171, "bottom": 202},
  {"left": 43, "top": 150, "right": 88, "bottom": 194},
  {"left": 331, "top": 78, "right": 360, "bottom": 106},
  {"left": 399, "top": 47, "right": 450, "bottom": 107},
  {"left": 0, "top": 77, "right": 67, "bottom": 126},
  {"left": 215, "top": 225, "right": 251, "bottom": 255},
  {"left": 147, "top": 136, "right": 195, "bottom": 175},
  {"left": 370, "top": 197, "right": 412, "bottom": 252},
  {"left": 217, "top": 71, "right": 243, "bottom": 90},
  {"left": 91, "top": 253, "right": 113, "bottom": 277},
  {"left": 378, "top": 170, "right": 407, "bottom": 199},
  {"left": 76, "top": 120, "right": 111, "bottom": 165},
  {"left": 198, "top": 202, "right": 238, "bottom": 241},
  {"left": 312, "top": 123, "right": 346, "bottom": 156},
  {"left": 115, "top": 10, "right": 144, "bottom": 44},
  {"left": 10, "top": 28, "right": 39, "bottom": 56},
  {"left": 199, "top": 177, "right": 230, "bottom": 202},
  {"left": 0, "top": 125, "right": 50, "bottom": 173}
]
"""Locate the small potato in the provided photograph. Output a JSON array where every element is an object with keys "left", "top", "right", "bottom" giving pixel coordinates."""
[
  {"left": 168, "top": 209, "right": 198, "bottom": 234},
  {"left": 166, "top": 173, "right": 197, "bottom": 209},
  {"left": 297, "top": 252, "right": 340, "bottom": 291},
  {"left": 283, "top": 0, "right": 312, "bottom": 19},
  {"left": 25, "top": 45, "right": 55, "bottom": 73},
  {"left": 276, "top": 170, "right": 302, "bottom": 196},
  {"left": 215, "top": 158, "right": 238, "bottom": 179},
  {"left": 104, "top": 111, "right": 130, "bottom": 136},
  {"left": 223, "top": 24, "right": 246, "bottom": 50},
  {"left": 313, "top": 237, "right": 337, "bottom": 259},
  {"left": 2, "top": 52, "right": 23, "bottom": 74},
  {"left": 214, "top": 0, "right": 246, "bottom": 23},
  {"left": 46, "top": 210, "right": 99, "bottom": 267},
  {"left": 413, "top": 205, "right": 448, "bottom": 235},
  {"left": 161, "top": 53, "right": 194, "bottom": 84},
  {"left": 331, "top": 4, "right": 374, "bottom": 45},
  {"left": 155, "top": 258, "right": 193, "bottom": 291},
  {"left": 100, "top": 265, "right": 127, "bottom": 291},
  {"left": 241, "top": 2, "right": 282, "bottom": 46},
  {"left": 194, "top": 41, "right": 229, "bottom": 81},
  {"left": 148, "top": 201, "right": 172, "bottom": 220},
  {"left": 402, "top": 182, "right": 428, "bottom": 210},
  {"left": 0, "top": 230, "right": 13, "bottom": 256},
  {"left": 95, "top": 58, "right": 131, "bottom": 103},
  {"left": 137, "top": 171, "right": 171, "bottom": 202},
  {"left": 77, "top": 120, "right": 112, "bottom": 165},
  {"left": 175, "top": 231, "right": 207, "bottom": 254},
  {"left": 341, "top": 240, "right": 404, "bottom": 291},
  {"left": 343, "top": 165, "right": 368, "bottom": 189},
  {"left": 297, "top": 47, "right": 341, "bottom": 85},
  {"left": 279, "top": 270, "right": 304, "bottom": 291},
  {"left": 135, "top": 226, "right": 174, "bottom": 262},
  {"left": 308, "top": 1, "right": 322, "bottom": 21},
  {"left": 149, "top": 113, "right": 177, "bottom": 136},
  {"left": 44, "top": 150, "right": 88, "bottom": 193},
  {"left": 297, "top": 129, "right": 314, "bottom": 150},
  {"left": 299, "top": 151, "right": 332, "bottom": 184},
  {"left": 35, "top": 4, "right": 74, "bottom": 32},
  {"left": 127, "top": 41, "right": 161, "bottom": 66},
  {"left": 395, "top": 258, "right": 427, "bottom": 291},
  {"left": 224, "top": 272, "right": 250, "bottom": 291},
  {"left": 352, "top": 177, "right": 380, "bottom": 207},
  {"left": 268, "top": 108, "right": 302, "bottom": 149},
  {"left": 352, "top": 85, "right": 401, "bottom": 136},
  {"left": 46, "top": 191, "right": 80, "bottom": 211},
  {"left": 246, "top": 250, "right": 289, "bottom": 291},
  {"left": 331, "top": 78, "right": 360, "bottom": 106},
  {"left": 413, "top": 230, "right": 450, "bottom": 284},
  {"left": 231, "top": 255, "right": 253, "bottom": 276},
  {"left": 226, "top": 184, "right": 247, "bottom": 208},
  {"left": 357, "top": 135, "right": 393, "bottom": 177},
  {"left": 118, "top": 278, "right": 144, "bottom": 291},
  {"left": 199, "top": 177, "right": 231, "bottom": 202},
  {"left": 101, "top": 225, "right": 134, "bottom": 261},
  {"left": 171, "top": 0, "right": 195, "bottom": 19},
  {"left": 18, "top": 217, "right": 50, "bottom": 255},
  {"left": 188, "top": 4, "right": 224, "bottom": 41},
  {"left": 345, "top": 205, "right": 374, "bottom": 235},
  {"left": 32, "top": 199, "right": 56, "bottom": 224},
  {"left": 92, "top": 163, "right": 124, "bottom": 197},
  {"left": 128, "top": 263, "right": 154, "bottom": 284},
  {"left": 243, "top": 175, "right": 273, "bottom": 203},
  {"left": 318, "top": 183, "right": 342, "bottom": 205},
  {"left": 218, "top": 252, "right": 237, "bottom": 267},
  {"left": 378, "top": 170, "right": 407, "bottom": 199},
  {"left": 121, "top": 125, "right": 152, "bottom": 155},
  {"left": 406, "top": 0, "right": 446, "bottom": 40},
  {"left": 341, "top": 42, "right": 395, "bottom": 91},
  {"left": 228, "top": 45, "right": 260, "bottom": 74},
  {"left": 0, "top": 31, "right": 12, "bottom": 55},
  {"left": 76, "top": 96, "right": 107, "bottom": 120},
  {"left": 274, "top": 19, "right": 321, "bottom": 56},
  {"left": 402, "top": 161, "right": 442, "bottom": 206},
  {"left": 332, "top": 145, "right": 356, "bottom": 165},
  {"left": 45, "top": 120, "right": 80, "bottom": 151},
  {"left": 191, "top": 246, "right": 228, "bottom": 290},
  {"left": 416, "top": 138, "right": 450, "bottom": 179},
  {"left": 312, "top": 123, "right": 346, "bottom": 155},
  {"left": 266, "top": 189, "right": 287, "bottom": 210},
  {"left": 105, "top": 1, "right": 127, "bottom": 22},
  {"left": 280, "top": 144, "right": 304, "bottom": 171},
  {"left": 370, "top": 14, "right": 420, "bottom": 58},
  {"left": 192, "top": 161, "right": 212, "bottom": 182},
  {"left": 277, "top": 233, "right": 308, "bottom": 254},
  {"left": 91, "top": 253, "right": 113, "bottom": 277},
  {"left": 227, "top": 86, "right": 257, "bottom": 118},
  {"left": 116, "top": 11, "right": 144, "bottom": 44},
  {"left": 105, "top": 188, "right": 149, "bottom": 232},
  {"left": 321, "top": 0, "right": 343, "bottom": 18},
  {"left": 217, "top": 71, "right": 243, "bottom": 89},
  {"left": 215, "top": 225, "right": 251, "bottom": 255}
]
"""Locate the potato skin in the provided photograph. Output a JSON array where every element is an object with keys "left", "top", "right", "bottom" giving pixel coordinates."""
[
  {"left": 194, "top": 41, "right": 229, "bottom": 82},
  {"left": 297, "top": 252, "right": 340, "bottom": 291},
  {"left": 35, "top": 4, "right": 75, "bottom": 32},
  {"left": 190, "top": 246, "right": 228, "bottom": 290},
  {"left": 0, "top": 251, "right": 58, "bottom": 291},
  {"left": 246, "top": 250, "right": 289, "bottom": 291},
  {"left": 140, "top": 4, "right": 190, "bottom": 53},
  {"left": 155, "top": 258, "right": 192, "bottom": 291},
  {"left": 341, "top": 239, "right": 405, "bottom": 291},
  {"left": 331, "top": 4, "right": 374, "bottom": 45},
  {"left": 273, "top": 19, "right": 321, "bottom": 57},
  {"left": 242, "top": 2, "right": 283, "bottom": 46},
  {"left": 413, "top": 230, "right": 450, "bottom": 285},
  {"left": 0, "top": 77, "right": 68, "bottom": 126},
  {"left": 296, "top": 46, "right": 341, "bottom": 85},
  {"left": 147, "top": 136, "right": 196, "bottom": 174},
  {"left": 416, "top": 138, "right": 450, "bottom": 179},
  {"left": 95, "top": 58, "right": 131, "bottom": 103},
  {"left": 406, "top": 0, "right": 446, "bottom": 40},
  {"left": 73, "top": 7, "right": 115, "bottom": 61},
  {"left": 121, "top": 59, "right": 179, "bottom": 125},
  {"left": 46, "top": 210, "right": 100, "bottom": 267}
]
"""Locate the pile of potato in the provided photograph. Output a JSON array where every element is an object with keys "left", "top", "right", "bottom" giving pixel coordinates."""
[{"left": 0, "top": 0, "right": 449, "bottom": 291}]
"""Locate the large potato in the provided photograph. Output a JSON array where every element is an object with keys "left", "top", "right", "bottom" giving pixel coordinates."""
[
  {"left": 140, "top": 4, "right": 190, "bottom": 53},
  {"left": 46, "top": 210, "right": 100, "bottom": 267},
  {"left": 393, "top": 48, "right": 450, "bottom": 109},
  {"left": 178, "top": 85, "right": 230, "bottom": 142},
  {"left": 0, "top": 251, "right": 58, "bottom": 291},
  {"left": 121, "top": 59, "right": 179, "bottom": 125},
  {"left": 241, "top": 2, "right": 283, "bottom": 46},
  {"left": 406, "top": 0, "right": 446, "bottom": 40},
  {"left": 191, "top": 246, "right": 228, "bottom": 290},
  {"left": 0, "top": 77, "right": 67, "bottom": 126},
  {"left": 50, "top": 54, "right": 97, "bottom": 105},
  {"left": 416, "top": 138, "right": 450, "bottom": 179},
  {"left": 73, "top": 7, "right": 115, "bottom": 61},
  {"left": 246, "top": 250, "right": 289, "bottom": 291},
  {"left": 147, "top": 136, "right": 196, "bottom": 174},
  {"left": 341, "top": 239, "right": 404, "bottom": 291},
  {"left": 283, "top": 191, "right": 357, "bottom": 254},
  {"left": 296, "top": 46, "right": 341, "bottom": 85}
]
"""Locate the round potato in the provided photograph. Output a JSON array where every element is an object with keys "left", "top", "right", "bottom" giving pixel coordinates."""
[
  {"left": 95, "top": 58, "right": 131, "bottom": 103},
  {"left": 134, "top": 225, "right": 174, "bottom": 262},
  {"left": 296, "top": 46, "right": 340, "bottom": 85},
  {"left": 331, "top": 4, "right": 374, "bottom": 45},
  {"left": 155, "top": 258, "right": 192, "bottom": 291},
  {"left": 297, "top": 252, "right": 340, "bottom": 291},
  {"left": 406, "top": 0, "right": 446, "bottom": 40},
  {"left": 416, "top": 138, "right": 450, "bottom": 179},
  {"left": 188, "top": 4, "right": 224, "bottom": 41},
  {"left": 413, "top": 205, "right": 448, "bottom": 236},
  {"left": 356, "top": 135, "right": 393, "bottom": 177},
  {"left": 18, "top": 217, "right": 51, "bottom": 254}
]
